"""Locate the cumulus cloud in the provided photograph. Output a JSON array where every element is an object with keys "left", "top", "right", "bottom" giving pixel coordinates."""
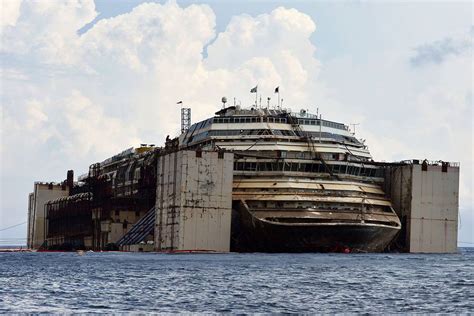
[
  {"left": 1, "top": 0, "right": 97, "bottom": 64},
  {"left": 0, "top": 0, "right": 22, "bottom": 28},
  {"left": 1, "top": 1, "right": 322, "bottom": 237},
  {"left": 206, "top": 7, "right": 319, "bottom": 105}
]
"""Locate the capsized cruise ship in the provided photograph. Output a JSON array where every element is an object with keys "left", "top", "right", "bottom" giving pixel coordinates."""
[{"left": 179, "top": 105, "right": 401, "bottom": 252}]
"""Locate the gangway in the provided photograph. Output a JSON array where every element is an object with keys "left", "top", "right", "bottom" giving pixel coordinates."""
[{"left": 116, "top": 207, "right": 155, "bottom": 247}]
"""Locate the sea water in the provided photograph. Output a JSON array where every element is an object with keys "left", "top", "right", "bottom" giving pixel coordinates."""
[{"left": 1, "top": 249, "right": 472, "bottom": 313}]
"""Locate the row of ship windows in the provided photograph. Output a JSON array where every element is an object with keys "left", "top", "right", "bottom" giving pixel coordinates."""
[
  {"left": 213, "top": 117, "right": 288, "bottom": 124},
  {"left": 234, "top": 161, "right": 383, "bottom": 177},
  {"left": 297, "top": 119, "right": 345, "bottom": 130},
  {"left": 211, "top": 117, "right": 345, "bottom": 129},
  {"left": 186, "top": 129, "right": 359, "bottom": 145},
  {"left": 207, "top": 129, "right": 296, "bottom": 137}
]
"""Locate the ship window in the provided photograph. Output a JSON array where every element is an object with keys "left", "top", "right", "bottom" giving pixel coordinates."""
[
  {"left": 297, "top": 164, "right": 305, "bottom": 172},
  {"left": 247, "top": 162, "right": 256, "bottom": 171},
  {"left": 340, "top": 165, "right": 347, "bottom": 174},
  {"left": 375, "top": 169, "right": 383, "bottom": 177}
]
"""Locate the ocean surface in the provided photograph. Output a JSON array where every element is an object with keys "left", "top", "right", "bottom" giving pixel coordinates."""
[{"left": 1, "top": 249, "right": 473, "bottom": 314}]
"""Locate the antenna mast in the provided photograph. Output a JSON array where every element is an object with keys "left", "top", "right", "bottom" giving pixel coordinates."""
[
  {"left": 350, "top": 123, "right": 360, "bottom": 135},
  {"left": 181, "top": 107, "right": 191, "bottom": 134}
]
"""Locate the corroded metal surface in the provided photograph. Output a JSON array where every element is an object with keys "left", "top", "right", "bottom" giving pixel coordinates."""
[{"left": 232, "top": 200, "right": 400, "bottom": 253}]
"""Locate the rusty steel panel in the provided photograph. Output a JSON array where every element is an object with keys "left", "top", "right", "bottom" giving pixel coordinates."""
[{"left": 155, "top": 150, "right": 233, "bottom": 252}]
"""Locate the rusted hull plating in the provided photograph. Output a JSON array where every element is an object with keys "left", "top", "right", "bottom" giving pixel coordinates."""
[{"left": 232, "top": 203, "right": 399, "bottom": 253}]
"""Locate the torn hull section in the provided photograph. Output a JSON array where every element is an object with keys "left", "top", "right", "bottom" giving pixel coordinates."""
[{"left": 231, "top": 201, "right": 400, "bottom": 253}]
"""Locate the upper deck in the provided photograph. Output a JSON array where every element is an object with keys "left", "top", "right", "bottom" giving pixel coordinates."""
[{"left": 180, "top": 106, "right": 362, "bottom": 150}]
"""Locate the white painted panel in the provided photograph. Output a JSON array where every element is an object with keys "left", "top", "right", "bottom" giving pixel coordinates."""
[
  {"left": 30, "top": 183, "right": 69, "bottom": 249},
  {"left": 408, "top": 164, "right": 459, "bottom": 253}
]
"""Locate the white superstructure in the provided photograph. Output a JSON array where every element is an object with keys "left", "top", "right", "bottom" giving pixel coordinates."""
[{"left": 179, "top": 106, "right": 401, "bottom": 252}]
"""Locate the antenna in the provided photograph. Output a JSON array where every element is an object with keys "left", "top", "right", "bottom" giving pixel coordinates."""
[
  {"left": 181, "top": 107, "right": 191, "bottom": 134},
  {"left": 267, "top": 97, "right": 270, "bottom": 109},
  {"left": 221, "top": 96, "right": 227, "bottom": 109},
  {"left": 350, "top": 123, "right": 360, "bottom": 135}
]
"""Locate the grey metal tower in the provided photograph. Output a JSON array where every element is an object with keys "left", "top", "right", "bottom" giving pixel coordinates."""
[{"left": 181, "top": 107, "right": 191, "bottom": 134}]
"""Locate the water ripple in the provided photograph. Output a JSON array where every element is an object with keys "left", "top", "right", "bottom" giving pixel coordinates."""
[{"left": 0, "top": 249, "right": 473, "bottom": 313}]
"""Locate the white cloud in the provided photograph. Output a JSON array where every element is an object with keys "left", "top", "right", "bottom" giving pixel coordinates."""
[
  {"left": 0, "top": 0, "right": 22, "bottom": 28},
  {"left": 1, "top": 0, "right": 97, "bottom": 64},
  {"left": 205, "top": 7, "right": 319, "bottom": 106},
  {"left": 1, "top": 1, "right": 322, "bottom": 237}
]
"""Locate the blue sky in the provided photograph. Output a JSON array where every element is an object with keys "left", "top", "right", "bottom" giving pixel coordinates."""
[{"left": 1, "top": 0, "right": 472, "bottom": 246}]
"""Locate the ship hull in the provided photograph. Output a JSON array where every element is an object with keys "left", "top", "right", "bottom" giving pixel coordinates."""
[{"left": 231, "top": 203, "right": 400, "bottom": 253}]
